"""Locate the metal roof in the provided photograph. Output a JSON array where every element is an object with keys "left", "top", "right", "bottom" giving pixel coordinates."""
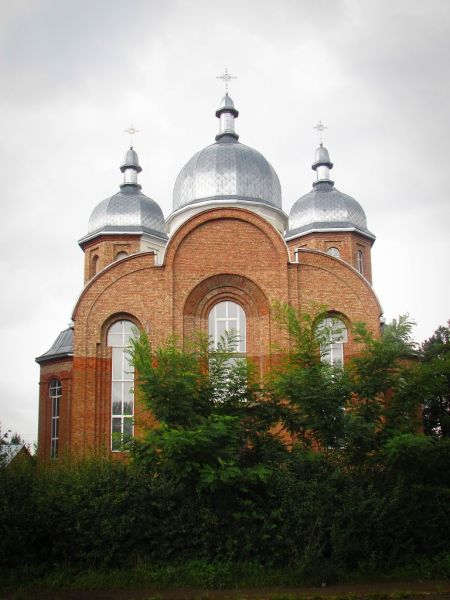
[
  {"left": 312, "top": 144, "right": 333, "bottom": 169},
  {"left": 287, "top": 181, "right": 375, "bottom": 239},
  {"left": 0, "top": 444, "right": 30, "bottom": 466},
  {"left": 219, "top": 93, "right": 235, "bottom": 110},
  {"left": 82, "top": 186, "right": 167, "bottom": 244},
  {"left": 35, "top": 327, "right": 73, "bottom": 364},
  {"left": 120, "top": 147, "right": 141, "bottom": 173},
  {"left": 173, "top": 136, "right": 282, "bottom": 211}
]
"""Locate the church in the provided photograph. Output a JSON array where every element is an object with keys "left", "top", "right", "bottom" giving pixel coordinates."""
[{"left": 36, "top": 89, "right": 382, "bottom": 459}]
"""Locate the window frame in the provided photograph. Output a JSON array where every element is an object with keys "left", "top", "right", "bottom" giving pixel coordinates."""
[
  {"left": 208, "top": 300, "right": 246, "bottom": 354},
  {"left": 90, "top": 254, "right": 99, "bottom": 278},
  {"left": 327, "top": 246, "right": 340, "bottom": 258},
  {"left": 317, "top": 316, "right": 348, "bottom": 367},
  {"left": 49, "top": 378, "right": 62, "bottom": 459},
  {"left": 107, "top": 320, "right": 136, "bottom": 452},
  {"left": 357, "top": 250, "right": 364, "bottom": 274}
]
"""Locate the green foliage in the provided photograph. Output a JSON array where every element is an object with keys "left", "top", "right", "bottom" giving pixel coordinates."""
[
  {"left": 420, "top": 322, "right": 450, "bottom": 437},
  {"left": 130, "top": 330, "right": 286, "bottom": 493},
  {"left": 268, "top": 308, "right": 422, "bottom": 463},
  {"left": 2, "top": 310, "right": 450, "bottom": 587},
  {"left": 268, "top": 304, "right": 350, "bottom": 452},
  {"left": 341, "top": 315, "right": 422, "bottom": 462},
  {"left": 1, "top": 438, "right": 450, "bottom": 582},
  {"left": 132, "top": 332, "right": 213, "bottom": 427}
]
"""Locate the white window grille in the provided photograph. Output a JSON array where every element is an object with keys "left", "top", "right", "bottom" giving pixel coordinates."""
[
  {"left": 208, "top": 301, "right": 247, "bottom": 400},
  {"left": 49, "top": 379, "right": 62, "bottom": 459},
  {"left": 327, "top": 247, "right": 340, "bottom": 258},
  {"left": 357, "top": 250, "right": 364, "bottom": 274},
  {"left": 208, "top": 301, "right": 246, "bottom": 353},
  {"left": 317, "top": 317, "right": 348, "bottom": 366},
  {"left": 107, "top": 320, "right": 136, "bottom": 451}
]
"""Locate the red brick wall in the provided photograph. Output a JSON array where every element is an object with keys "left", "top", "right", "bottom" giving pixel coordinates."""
[
  {"left": 37, "top": 358, "right": 73, "bottom": 459},
  {"left": 81, "top": 235, "right": 142, "bottom": 284},
  {"left": 41, "top": 207, "right": 382, "bottom": 456},
  {"left": 286, "top": 231, "right": 374, "bottom": 284}
]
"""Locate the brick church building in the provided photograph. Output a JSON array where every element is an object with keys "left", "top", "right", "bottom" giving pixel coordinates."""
[{"left": 36, "top": 92, "right": 382, "bottom": 458}]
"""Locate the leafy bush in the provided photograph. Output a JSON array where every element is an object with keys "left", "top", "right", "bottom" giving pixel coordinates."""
[{"left": 1, "top": 313, "right": 450, "bottom": 585}]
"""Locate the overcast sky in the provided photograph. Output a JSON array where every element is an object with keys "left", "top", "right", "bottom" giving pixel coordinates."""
[{"left": 1, "top": 0, "right": 449, "bottom": 445}]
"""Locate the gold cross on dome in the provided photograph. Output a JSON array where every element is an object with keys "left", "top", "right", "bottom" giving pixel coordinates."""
[
  {"left": 314, "top": 121, "right": 327, "bottom": 145},
  {"left": 216, "top": 68, "right": 237, "bottom": 93},
  {"left": 124, "top": 125, "right": 139, "bottom": 147}
]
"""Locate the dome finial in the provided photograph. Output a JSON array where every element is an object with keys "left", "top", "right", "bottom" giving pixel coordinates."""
[
  {"left": 215, "top": 69, "right": 239, "bottom": 141},
  {"left": 312, "top": 121, "right": 334, "bottom": 185},
  {"left": 120, "top": 136, "right": 142, "bottom": 189}
]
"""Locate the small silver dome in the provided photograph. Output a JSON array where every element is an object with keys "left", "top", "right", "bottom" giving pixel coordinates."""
[
  {"left": 173, "top": 137, "right": 282, "bottom": 211},
  {"left": 219, "top": 93, "right": 235, "bottom": 110},
  {"left": 80, "top": 147, "right": 167, "bottom": 244},
  {"left": 86, "top": 186, "right": 167, "bottom": 239},
  {"left": 287, "top": 181, "right": 374, "bottom": 238},
  {"left": 121, "top": 147, "right": 141, "bottom": 172},
  {"left": 313, "top": 145, "right": 333, "bottom": 169}
]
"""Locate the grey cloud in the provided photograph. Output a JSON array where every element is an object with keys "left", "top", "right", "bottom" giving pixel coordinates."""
[{"left": 0, "top": 0, "right": 449, "bottom": 443}]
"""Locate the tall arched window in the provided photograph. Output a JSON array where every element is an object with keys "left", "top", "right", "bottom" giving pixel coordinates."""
[
  {"left": 317, "top": 317, "right": 348, "bottom": 366},
  {"left": 357, "top": 250, "right": 364, "bottom": 274},
  {"left": 208, "top": 301, "right": 246, "bottom": 353},
  {"left": 49, "top": 379, "right": 61, "bottom": 459},
  {"left": 115, "top": 251, "right": 128, "bottom": 261},
  {"left": 107, "top": 320, "right": 136, "bottom": 451},
  {"left": 90, "top": 254, "right": 99, "bottom": 278}
]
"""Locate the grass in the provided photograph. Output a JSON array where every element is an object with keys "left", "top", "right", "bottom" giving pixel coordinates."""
[{"left": 1, "top": 555, "right": 450, "bottom": 597}]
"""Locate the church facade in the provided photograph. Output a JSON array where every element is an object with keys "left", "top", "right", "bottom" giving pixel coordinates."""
[{"left": 36, "top": 93, "right": 382, "bottom": 458}]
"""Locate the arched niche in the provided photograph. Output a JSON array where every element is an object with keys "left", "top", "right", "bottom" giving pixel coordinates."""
[{"left": 183, "top": 273, "right": 270, "bottom": 370}]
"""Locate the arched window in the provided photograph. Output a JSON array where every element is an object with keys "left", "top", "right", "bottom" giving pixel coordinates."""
[
  {"left": 357, "top": 250, "right": 364, "bottom": 274},
  {"left": 90, "top": 254, "right": 99, "bottom": 278},
  {"left": 208, "top": 301, "right": 246, "bottom": 353},
  {"left": 115, "top": 251, "right": 128, "bottom": 261},
  {"left": 327, "top": 247, "right": 340, "bottom": 258},
  {"left": 317, "top": 317, "right": 348, "bottom": 366},
  {"left": 49, "top": 379, "right": 62, "bottom": 459},
  {"left": 107, "top": 320, "right": 137, "bottom": 451}
]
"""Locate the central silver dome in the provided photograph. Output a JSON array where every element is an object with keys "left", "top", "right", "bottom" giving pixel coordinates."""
[{"left": 173, "top": 136, "right": 282, "bottom": 211}]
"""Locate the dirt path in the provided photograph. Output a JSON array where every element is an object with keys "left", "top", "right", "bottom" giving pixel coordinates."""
[{"left": 9, "top": 579, "right": 450, "bottom": 600}]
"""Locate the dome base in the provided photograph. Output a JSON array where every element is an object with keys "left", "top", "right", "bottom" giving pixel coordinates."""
[{"left": 166, "top": 198, "right": 288, "bottom": 237}]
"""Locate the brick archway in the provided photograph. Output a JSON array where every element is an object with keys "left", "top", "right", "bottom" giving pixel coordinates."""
[{"left": 183, "top": 274, "right": 270, "bottom": 369}]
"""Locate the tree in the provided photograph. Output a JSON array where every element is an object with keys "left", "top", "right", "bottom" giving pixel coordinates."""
[
  {"left": 0, "top": 425, "right": 12, "bottom": 446},
  {"left": 10, "top": 433, "right": 25, "bottom": 445},
  {"left": 269, "top": 307, "right": 422, "bottom": 463},
  {"left": 131, "top": 308, "right": 427, "bottom": 477},
  {"left": 267, "top": 303, "right": 350, "bottom": 454},
  {"left": 344, "top": 315, "right": 423, "bottom": 461},
  {"left": 421, "top": 322, "right": 450, "bottom": 437},
  {"left": 130, "top": 331, "right": 287, "bottom": 491},
  {"left": 0, "top": 425, "right": 24, "bottom": 446}
]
